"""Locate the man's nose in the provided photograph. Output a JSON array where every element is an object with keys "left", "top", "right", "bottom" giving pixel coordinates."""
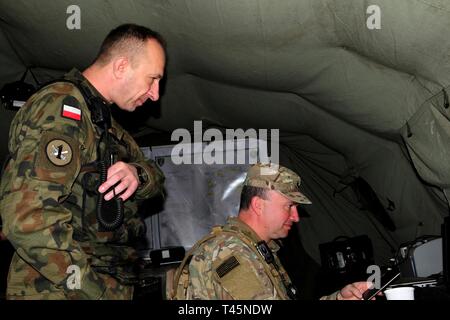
[
  {"left": 147, "top": 80, "right": 160, "bottom": 101},
  {"left": 290, "top": 206, "right": 300, "bottom": 222}
]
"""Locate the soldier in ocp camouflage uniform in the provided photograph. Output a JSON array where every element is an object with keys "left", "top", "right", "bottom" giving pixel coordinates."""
[
  {"left": 0, "top": 24, "right": 166, "bottom": 299},
  {"left": 170, "top": 163, "right": 372, "bottom": 300}
]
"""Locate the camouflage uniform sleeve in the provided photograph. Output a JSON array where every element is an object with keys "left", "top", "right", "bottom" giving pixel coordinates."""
[
  {"left": 188, "top": 236, "right": 278, "bottom": 300},
  {"left": 0, "top": 86, "right": 110, "bottom": 299},
  {"left": 121, "top": 130, "right": 165, "bottom": 200},
  {"left": 320, "top": 291, "right": 340, "bottom": 300}
]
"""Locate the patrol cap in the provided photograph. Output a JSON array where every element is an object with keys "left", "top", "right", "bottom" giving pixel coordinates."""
[{"left": 243, "top": 163, "right": 312, "bottom": 205}]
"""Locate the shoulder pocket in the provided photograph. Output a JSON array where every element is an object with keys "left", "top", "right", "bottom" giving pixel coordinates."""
[{"left": 213, "top": 254, "right": 267, "bottom": 299}]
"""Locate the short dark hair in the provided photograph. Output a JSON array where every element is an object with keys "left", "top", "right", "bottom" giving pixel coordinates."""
[
  {"left": 239, "top": 186, "right": 269, "bottom": 211},
  {"left": 94, "top": 23, "right": 166, "bottom": 66}
]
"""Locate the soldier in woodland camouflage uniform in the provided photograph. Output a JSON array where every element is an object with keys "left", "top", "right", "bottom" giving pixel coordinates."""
[
  {"left": 0, "top": 24, "right": 166, "bottom": 300},
  {"left": 170, "top": 163, "right": 372, "bottom": 300}
]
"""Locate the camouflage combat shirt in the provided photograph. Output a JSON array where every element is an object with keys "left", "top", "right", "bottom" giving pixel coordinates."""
[
  {"left": 180, "top": 217, "right": 295, "bottom": 300},
  {"left": 0, "top": 69, "right": 164, "bottom": 300}
]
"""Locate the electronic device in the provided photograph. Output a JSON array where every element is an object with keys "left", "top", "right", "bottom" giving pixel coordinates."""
[
  {"left": 150, "top": 246, "right": 185, "bottom": 266},
  {"left": 0, "top": 68, "right": 38, "bottom": 110},
  {"left": 319, "top": 235, "right": 374, "bottom": 276},
  {"left": 398, "top": 237, "right": 443, "bottom": 278},
  {"left": 256, "top": 241, "right": 274, "bottom": 264},
  {"left": 388, "top": 277, "right": 437, "bottom": 288},
  {"left": 362, "top": 269, "right": 401, "bottom": 300}
]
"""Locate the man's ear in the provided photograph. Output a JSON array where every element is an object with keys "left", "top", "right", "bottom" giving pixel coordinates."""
[
  {"left": 250, "top": 196, "right": 264, "bottom": 216},
  {"left": 112, "top": 56, "right": 129, "bottom": 79}
]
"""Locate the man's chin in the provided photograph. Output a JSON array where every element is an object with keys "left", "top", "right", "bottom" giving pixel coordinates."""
[
  {"left": 117, "top": 104, "right": 137, "bottom": 112},
  {"left": 131, "top": 102, "right": 145, "bottom": 111},
  {"left": 274, "top": 229, "right": 290, "bottom": 239}
]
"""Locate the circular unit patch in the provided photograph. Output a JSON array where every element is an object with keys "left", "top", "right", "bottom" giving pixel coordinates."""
[{"left": 46, "top": 139, "right": 73, "bottom": 166}]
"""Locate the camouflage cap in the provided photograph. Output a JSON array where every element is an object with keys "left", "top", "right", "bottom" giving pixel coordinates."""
[{"left": 243, "top": 163, "right": 312, "bottom": 205}]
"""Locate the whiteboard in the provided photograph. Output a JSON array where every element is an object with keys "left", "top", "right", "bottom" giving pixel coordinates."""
[{"left": 141, "top": 138, "right": 263, "bottom": 251}]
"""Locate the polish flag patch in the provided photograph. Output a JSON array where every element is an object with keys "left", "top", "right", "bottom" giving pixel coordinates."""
[{"left": 62, "top": 104, "right": 81, "bottom": 121}]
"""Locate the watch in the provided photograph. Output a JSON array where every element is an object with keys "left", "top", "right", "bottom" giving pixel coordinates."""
[{"left": 136, "top": 165, "right": 148, "bottom": 185}]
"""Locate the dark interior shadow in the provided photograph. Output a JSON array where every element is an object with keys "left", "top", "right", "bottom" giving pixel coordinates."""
[{"left": 278, "top": 226, "right": 323, "bottom": 300}]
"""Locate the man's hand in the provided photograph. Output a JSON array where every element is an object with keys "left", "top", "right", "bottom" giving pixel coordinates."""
[
  {"left": 337, "top": 281, "right": 374, "bottom": 300},
  {"left": 98, "top": 161, "right": 139, "bottom": 202}
]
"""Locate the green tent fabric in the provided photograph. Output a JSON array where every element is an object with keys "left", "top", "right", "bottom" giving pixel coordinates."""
[
  {"left": 401, "top": 89, "right": 450, "bottom": 189},
  {"left": 1, "top": 0, "right": 450, "bottom": 267}
]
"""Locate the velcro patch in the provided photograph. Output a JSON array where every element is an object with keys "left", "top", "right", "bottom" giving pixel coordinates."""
[
  {"left": 35, "top": 131, "right": 80, "bottom": 185},
  {"left": 213, "top": 254, "right": 267, "bottom": 299},
  {"left": 46, "top": 139, "right": 73, "bottom": 166},
  {"left": 61, "top": 96, "right": 82, "bottom": 121},
  {"left": 216, "top": 256, "right": 240, "bottom": 278}
]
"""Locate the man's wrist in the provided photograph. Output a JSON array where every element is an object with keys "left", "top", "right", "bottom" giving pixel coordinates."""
[{"left": 134, "top": 164, "right": 148, "bottom": 186}]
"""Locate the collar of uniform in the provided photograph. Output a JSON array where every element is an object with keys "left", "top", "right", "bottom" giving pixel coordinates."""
[
  {"left": 225, "top": 217, "right": 280, "bottom": 253},
  {"left": 109, "top": 118, "right": 125, "bottom": 140},
  {"left": 64, "top": 68, "right": 111, "bottom": 106}
]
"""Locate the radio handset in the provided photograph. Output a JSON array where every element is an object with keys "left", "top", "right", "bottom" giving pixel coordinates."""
[
  {"left": 89, "top": 96, "right": 124, "bottom": 231},
  {"left": 96, "top": 145, "right": 124, "bottom": 231},
  {"left": 256, "top": 240, "right": 298, "bottom": 300},
  {"left": 256, "top": 241, "right": 275, "bottom": 264}
]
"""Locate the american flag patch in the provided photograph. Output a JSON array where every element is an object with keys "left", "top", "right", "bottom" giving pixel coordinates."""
[
  {"left": 216, "top": 255, "right": 240, "bottom": 278},
  {"left": 62, "top": 104, "right": 81, "bottom": 121}
]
